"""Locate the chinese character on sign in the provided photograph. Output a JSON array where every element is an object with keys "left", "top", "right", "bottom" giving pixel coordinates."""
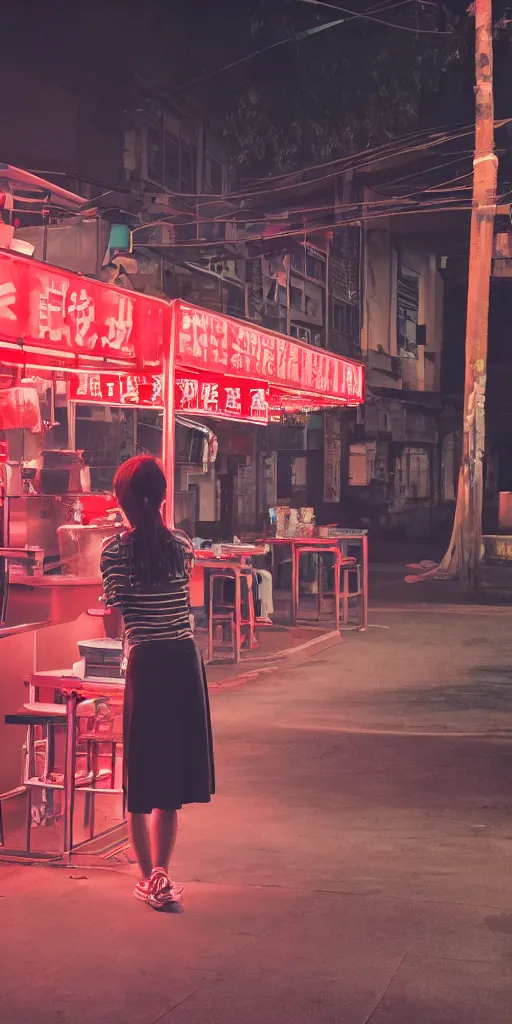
[
  {"left": 208, "top": 324, "right": 229, "bottom": 367},
  {"left": 250, "top": 389, "right": 268, "bottom": 420},
  {"left": 68, "top": 288, "right": 98, "bottom": 350},
  {"left": 192, "top": 331, "right": 209, "bottom": 362},
  {"left": 0, "top": 280, "right": 17, "bottom": 321},
  {"left": 89, "top": 375, "right": 103, "bottom": 399},
  {"left": 105, "top": 381, "right": 116, "bottom": 399},
  {"left": 345, "top": 364, "right": 359, "bottom": 400},
  {"left": 124, "top": 376, "right": 140, "bottom": 403},
  {"left": 317, "top": 355, "right": 330, "bottom": 393},
  {"left": 200, "top": 382, "right": 219, "bottom": 412},
  {"left": 286, "top": 343, "right": 300, "bottom": 384},
  {"left": 275, "top": 338, "right": 289, "bottom": 382},
  {"left": 261, "top": 336, "right": 276, "bottom": 377},
  {"left": 231, "top": 329, "right": 253, "bottom": 373},
  {"left": 102, "top": 296, "right": 134, "bottom": 353},
  {"left": 75, "top": 373, "right": 89, "bottom": 397},
  {"left": 151, "top": 376, "right": 163, "bottom": 405},
  {"left": 39, "top": 281, "right": 69, "bottom": 343},
  {"left": 224, "top": 387, "right": 241, "bottom": 414},
  {"left": 177, "top": 378, "right": 199, "bottom": 409}
]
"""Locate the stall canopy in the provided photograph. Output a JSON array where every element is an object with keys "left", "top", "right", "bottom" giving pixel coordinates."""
[
  {"left": 174, "top": 301, "right": 364, "bottom": 424},
  {"left": 0, "top": 249, "right": 167, "bottom": 372},
  {"left": 0, "top": 251, "right": 364, "bottom": 422}
]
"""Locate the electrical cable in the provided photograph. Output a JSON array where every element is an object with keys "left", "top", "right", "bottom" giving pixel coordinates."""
[
  {"left": 294, "top": 0, "right": 453, "bottom": 32},
  {"left": 171, "top": 0, "right": 442, "bottom": 93},
  {"left": 132, "top": 176, "right": 475, "bottom": 239},
  {"left": 168, "top": 122, "right": 512, "bottom": 209},
  {"left": 131, "top": 196, "right": 475, "bottom": 254}
]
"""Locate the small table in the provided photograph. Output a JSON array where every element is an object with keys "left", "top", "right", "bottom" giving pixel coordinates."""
[{"left": 259, "top": 532, "right": 368, "bottom": 630}]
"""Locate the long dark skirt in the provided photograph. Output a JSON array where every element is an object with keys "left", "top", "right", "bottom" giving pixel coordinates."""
[{"left": 123, "top": 638, "right": 215, "bottom": 814}]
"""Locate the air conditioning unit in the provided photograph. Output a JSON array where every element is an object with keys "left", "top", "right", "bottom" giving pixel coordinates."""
[{"left": 290, "top": 325, "right": 311, "bottom": 344}]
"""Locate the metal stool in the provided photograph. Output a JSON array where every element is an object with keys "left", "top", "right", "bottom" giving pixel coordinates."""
[
  {"left": 207, "top": 567, "right": 256, "bottom": 664},
  {"left": 293, "top": 545, "right": 343, "bottom": 628},
  {"left": 339, "top": 562, "right": 364, "bottom": 629},
  {"left": 318, "top": 557, "right": 362, "bottom": 629},
  {"left": 1, "top": 694, "right": 124, "bottom": 862}
]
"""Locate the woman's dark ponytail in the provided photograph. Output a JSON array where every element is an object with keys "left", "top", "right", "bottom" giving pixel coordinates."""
[{"left": 113, "top": 456, "right": 186, "bottom": 588}]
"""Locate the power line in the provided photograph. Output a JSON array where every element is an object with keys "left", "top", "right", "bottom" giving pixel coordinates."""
[
  {"left": 131, "top": 190, "right": 475, "bottom": 250},
  {"left": 131, "top": 201, "right": 475, "bottom": 254},
  {"left": 132, "top": 166, "right": 475, "bottom": 239},
  {"left": 171, "top": 0, "right": 426, "bottom": 93},
  {"left": 164, "top": 121, "right": 490, "bottom": 205},
  {"left": 295, "top": 0, "right": 453, "bottom": 33}
]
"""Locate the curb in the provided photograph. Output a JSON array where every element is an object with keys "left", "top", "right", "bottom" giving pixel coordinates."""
[
  {"left": 298, "top": 725, "right": 512, "bottom": 741},
  {"left": 369, "top": 604, "right": 512, "bottom": 615},
  {"left": 208, "top": 629, "right": 341, "bottom": 693}
]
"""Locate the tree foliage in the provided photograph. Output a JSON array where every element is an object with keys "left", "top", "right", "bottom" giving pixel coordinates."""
[{"left": 3, "top": 0, "right": 511, "bottom": 178}]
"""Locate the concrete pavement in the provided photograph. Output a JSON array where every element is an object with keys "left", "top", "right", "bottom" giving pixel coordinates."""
[{"left": 2, "top": 606, "right": 512, "bottom": 1022}]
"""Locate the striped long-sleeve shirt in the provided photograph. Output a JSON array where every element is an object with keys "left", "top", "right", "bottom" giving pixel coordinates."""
[{"left": 100, "top": 533, "right": 193, "bottom": 648}]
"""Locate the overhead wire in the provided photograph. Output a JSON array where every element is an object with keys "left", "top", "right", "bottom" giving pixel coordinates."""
[
  {"left": 131, "top": 202, "right": 475, "bottom": 254},
  {"left": 157, "top": 115, "right": 511, "bottom": 205},
  {"left": 168, "top": 120, "right": 512, "bottom": 209},
  {"left": 132, "top": 171, "right": 476, "bottom": 239},
  {"left": 131, "top": 192, "right": 475, "bottom": 253},
  {"left": 161, "top": 123, "right": 477, "bottom": 202},
  {"left": 295, "top": 0, "right": 453, "bottom": 33},
  {"left": 171, "top": 0, "right": 422, "bottom": 93}
]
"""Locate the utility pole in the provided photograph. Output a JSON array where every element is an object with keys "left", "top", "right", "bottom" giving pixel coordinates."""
[{"left": 435, "top": 0, "right": 498, "bottom": 594}]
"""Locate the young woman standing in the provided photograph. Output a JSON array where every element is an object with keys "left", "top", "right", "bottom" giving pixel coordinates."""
[{"left": 100, "top": 455, "right": 214, "bottom": 909}]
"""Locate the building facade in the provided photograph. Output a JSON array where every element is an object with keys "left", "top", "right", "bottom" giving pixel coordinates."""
[{"left": 0, "top": 70, "right": 462, "bottom": 541}]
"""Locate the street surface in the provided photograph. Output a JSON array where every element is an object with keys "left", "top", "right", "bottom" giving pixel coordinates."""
[{"left": 2, "top": 605, "right": 512, "bottom": 1022}]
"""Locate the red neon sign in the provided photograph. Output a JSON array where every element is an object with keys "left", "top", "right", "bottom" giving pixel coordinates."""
[
  {"left": 175, "top": 372, "right": 269, "bottom": 424},
  {"left": 69, "top": 372, "right": 163, "bottom": 407},
  {"left": 0, "top": 251, "right": 165, "bottom": 368},
  {"left": 176, "top": 300, "right": 364, "bottom": 404},
  {"left": 68, "top": 369, "right": 270, "bottom": 424}
]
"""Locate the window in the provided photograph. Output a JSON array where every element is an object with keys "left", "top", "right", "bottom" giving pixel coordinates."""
[
  {"left": 332, "top": 301, "right": 357, "bottom": 336},
  {"left": 397, "top": 263, "right": 420, "bottom": 358},
  {"left": 291, "top": 248, "right": 305, "bottom": 275},
  {"left": 290, "top": 286, "right": 302, "bottom": 311},
  {"left": 290, "top": 325, "right": 311, "bottom": 344},
  {"left": 75, "top": 406, "right": 136, "bottom": 492},
  {"left": 147, "top": 126, "right": 163, "bottom": 183},
  {"left": 222, "top": 280, "right": 246, "bottom": 319},
  {"left": 306, "top": 247, "right": 326, "bottom": 282},
  {"left": 180, "top": 144, "right": 194, "bottom": 192},
  {"left": 207, "top": 156, "right": 224, "bottom": 194},
  {"left": 163, "top": 132, "right": 196, "bottom": 193},
  {"left": 405, "top": 447, "right": 430, "bottom": 500},
  {"left": 164, "top": 133, "right": 180, "bottom": 190},
  {"left": 305, "top": 294, "right": 319, "bottom": 319}
]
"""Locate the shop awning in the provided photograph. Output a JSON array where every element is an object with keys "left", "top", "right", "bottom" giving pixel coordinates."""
[
  {"left": 173, "top": 300, "right": 365, "bottom": 414},
  {"left": 0, "top": 250, "right": 167, "bottom": 372}
]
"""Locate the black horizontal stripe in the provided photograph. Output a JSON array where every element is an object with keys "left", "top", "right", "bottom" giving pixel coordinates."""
[{"left": 101, "top": 535, "right": 194, "bottom": 647}]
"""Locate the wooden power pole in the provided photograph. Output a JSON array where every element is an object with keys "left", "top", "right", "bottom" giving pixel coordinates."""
[{"left": 435, "top": 0, "right": 498, "bottom": 594}]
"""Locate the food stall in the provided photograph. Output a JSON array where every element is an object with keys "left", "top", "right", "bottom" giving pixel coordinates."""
[
  {"left": 0, "top": 251, "right": 174, "bottom": 827},
  {"left": 0, "top": 250, "right": 365, "bottom": 861}
]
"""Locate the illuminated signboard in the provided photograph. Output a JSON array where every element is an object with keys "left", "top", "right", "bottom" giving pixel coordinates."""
[
  {"left": 69, "top": 372, "right": 163, "bottom": 407},
  {"left": 176, "top": 300, "right": 364, "bottom": 404},
  {"left": 0, "top": 251, "right": 165, "bottom": 367},
  {"left": 68, "top": 370, "right": 269, "bottom": 423},
  {"left": 175, "top": 372, "right": 269, "bottom": 424}
]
